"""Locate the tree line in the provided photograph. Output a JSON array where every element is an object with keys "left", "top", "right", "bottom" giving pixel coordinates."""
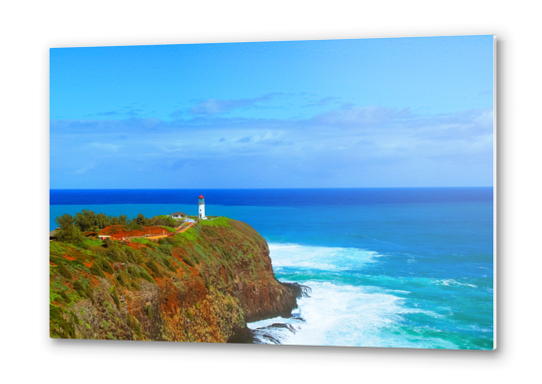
[{"left": 53, "top": 210, "right": 178, "bottom": 244}]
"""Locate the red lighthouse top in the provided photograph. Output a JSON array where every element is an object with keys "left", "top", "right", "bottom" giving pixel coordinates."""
[{"left": 199, "top": 194, "right": 204, "bottom": 199}]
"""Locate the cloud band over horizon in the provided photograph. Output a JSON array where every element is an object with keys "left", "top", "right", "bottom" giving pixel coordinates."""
[{"left": 50, "top": 100, "right": 494, "bottom": 189}]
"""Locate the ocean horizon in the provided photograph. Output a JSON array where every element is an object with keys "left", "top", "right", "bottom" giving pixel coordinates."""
[{"left": 50, "top": 187, "right": 494, "bottom": 349}]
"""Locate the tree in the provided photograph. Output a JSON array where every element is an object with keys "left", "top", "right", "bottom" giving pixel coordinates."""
[
  {"left": 55, "top": 213, "right": 75, "bottom": 230},
  {"left": 75, "top": 210, "right": 96, "bottom": 232},
  {"left": 118, "top": 215, "right": 128, "bottom": 225},
  {"left": 95, "top": 212, "right": 110, "bottom": 229},
  {"left": 109, "top": 214, "right": 128, "bottom": 226},
  {"left": 164, "top": 216, "right": 177, "bottom": 227},
  {"left": 55, "top": 214, "right": 84, "bottom": 244},
  {"left": 135, "top": 213, "right": 150, "bottom": 226}
]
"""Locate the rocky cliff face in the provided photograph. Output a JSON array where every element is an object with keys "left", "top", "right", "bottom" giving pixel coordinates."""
[{"left": 49, "top": 218, "right": 301, "bottom": 343}]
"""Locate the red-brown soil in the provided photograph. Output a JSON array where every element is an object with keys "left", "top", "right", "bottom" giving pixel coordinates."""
[{"left": 100, "top": 225, "right": 170, "bottom": 238}]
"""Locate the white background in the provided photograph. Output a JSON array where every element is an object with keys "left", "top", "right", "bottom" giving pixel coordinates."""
[{"left": 1, "top": 1, "right": 540, "bottom": 383}]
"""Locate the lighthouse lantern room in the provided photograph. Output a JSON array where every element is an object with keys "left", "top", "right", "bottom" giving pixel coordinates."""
[{"left": 198, "top": 194, "right": 207, "bottom": 220}]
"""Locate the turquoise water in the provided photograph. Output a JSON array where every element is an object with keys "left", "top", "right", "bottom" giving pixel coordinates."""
[{"left": 50, "top": 188, "right": 494, "bottom": 349}]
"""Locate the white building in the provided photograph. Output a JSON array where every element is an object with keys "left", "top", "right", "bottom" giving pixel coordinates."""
[
  {"left": 171, "top": 212, "right": 187, "bottom": 219},
  {"left": 198, "top": 194, "right": 207, "bottom": 220}
]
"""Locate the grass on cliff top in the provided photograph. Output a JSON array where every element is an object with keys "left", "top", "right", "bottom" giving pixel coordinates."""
[
  {"left": 199, "top": 217, "right": 231, "bottom": 228},
  {"left": 160, "top": 226, "right": 177, "bottom": 233}
]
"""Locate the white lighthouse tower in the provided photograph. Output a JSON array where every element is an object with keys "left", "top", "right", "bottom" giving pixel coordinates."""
[{"left": 198, "top": 194, "right": 207, "bottom": 220}]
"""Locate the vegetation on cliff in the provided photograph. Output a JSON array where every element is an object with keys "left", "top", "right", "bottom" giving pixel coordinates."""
[
  {"left": 50, "top": 215, "right": 300, "bottom": 342},
  {"left": 53, "top": 211, "right": 178, "bottom": 244}
]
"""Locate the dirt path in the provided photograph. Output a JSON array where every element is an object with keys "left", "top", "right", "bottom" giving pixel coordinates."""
[
  {"left": 146, "top": 234, "right": 170, "bottom": 240},
  {"left": 169, "top": 221, "right": 196, "bottom": 236},
  {"left": 177, "top": 222, "right": 195, "bottom": 233}
]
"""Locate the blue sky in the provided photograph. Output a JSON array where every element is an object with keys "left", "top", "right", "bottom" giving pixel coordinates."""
[{"left": 50, "top": 36, "right": 494, "bottom": 189}]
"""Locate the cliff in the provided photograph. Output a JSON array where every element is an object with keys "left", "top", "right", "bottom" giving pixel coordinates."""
[{"left": 49, "top": 217, "right": 302, "bottom": 343}]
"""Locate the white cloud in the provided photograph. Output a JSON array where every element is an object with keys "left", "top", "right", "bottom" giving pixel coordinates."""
[{"left": 88, "top": 142, "right": 120, "bottom": 152}]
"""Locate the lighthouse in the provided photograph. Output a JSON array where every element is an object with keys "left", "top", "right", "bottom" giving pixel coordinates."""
[{"left": 198, "top": 194, "right": 207, "bottom": 220}]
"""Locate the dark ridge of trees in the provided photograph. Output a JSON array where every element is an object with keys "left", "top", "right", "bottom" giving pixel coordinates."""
[{"left": 148, "top": 215, "right": 177, "bottom": 227}]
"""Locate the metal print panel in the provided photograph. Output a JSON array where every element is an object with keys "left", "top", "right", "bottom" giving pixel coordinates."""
[{"left": 50, "top": 36, "right": 495, "bottom": 349}]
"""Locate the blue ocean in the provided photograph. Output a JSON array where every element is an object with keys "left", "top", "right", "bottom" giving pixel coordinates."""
[{"left": 50, "top": 188, "right": 494, "bottom": 349}]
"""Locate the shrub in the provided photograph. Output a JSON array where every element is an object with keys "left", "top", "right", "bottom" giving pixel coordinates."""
[
  {"left": 201, "top": 226, "right": 216, "bottom": 237},
  {"left": 127, "top": 266, "right": 140, "bottom": 278},
  {"left": 73, "top": 280, "right": 92, "bottom": 300},
  {"left": 157, "top": 242, "right": 172, "bottom": 256},
  {"left": 69, "top": 311, "right": 80, "bottom": 325},
  {"left": 56, "top": 263, "right": 72, "bottom": 280},
  {"left": 161, "top": 258, "right": 176, "bottom": 272},
  {"left": 139, "top": 268, "right": 154, "bottom": 283},
  {"left": 222, "top": 248, "right": 232, "bottom": 261},
  {"left": 191, "top": 252, "right": 201, "bottom": 265},
  {"left": 125, "top": 247, "right": 141, "bottom": 263},
  {"left": 131, "top": 280, "right": 141, "bottom": 291},
  {"left": 186, "top": 309, "right": 194, "bottom": 322},
  {"left": 134, "top": 320, "right": 142, "bottom": 338},
  {"left": 111, "top": 288, "right": 120, "bottom": 310},
  {"left": 146, "top": 260, "right": 162, "bottom": 277},
  {"left": 182, "top": 256, "right": 195, "bottom": 268},
  {"left": 100, "top": 258, "right": 114, "bottom": 274},
  {"left": 90, "top": 260, "right": 105, "bottom": 278},
  {"left": 145, "top": 305, "right": 153, "bottom": 319},
  {"left": 116, "top": 273, "right": 126, "bottom": 287},
  {"left": 59, "top": 290, "right": 71, "bottom": 304},
  {"left": 107, "top": 246, "right": 126, "bottom": 262},
  {"left": 50, "top": 304, "right": 75, "bottom": 338},
  {"left": 73, "top": 280, "right": 88, "bottom": 299}
]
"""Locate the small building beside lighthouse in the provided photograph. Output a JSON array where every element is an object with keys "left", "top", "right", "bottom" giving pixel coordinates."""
[{"left": 198, "top": 194, "right": 207, "bottom": 220}]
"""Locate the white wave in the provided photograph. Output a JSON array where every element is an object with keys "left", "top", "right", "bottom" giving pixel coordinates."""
[
  {"left": 249, "top": 280, "right": 453, "bottom": 348},
  {"left": 433, "top": 279, "right": 478, "bottom": 289},
  {"left": 253, "top": 243, "right": 459, "bottom": 349},
  {"left": 268, "top": 243, "right": 382, "bottom": 272}
]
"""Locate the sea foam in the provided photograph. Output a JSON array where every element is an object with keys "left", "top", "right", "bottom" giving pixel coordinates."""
[
  {"left": 250, "top": 243, "right": 457, "bottom": 349},
  {"left": 268, "top": 243, "right": 381, "bottom": 273}
]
